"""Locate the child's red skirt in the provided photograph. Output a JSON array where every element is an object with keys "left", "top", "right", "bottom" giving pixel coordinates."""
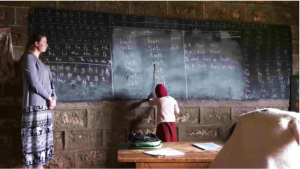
[{"left": 156, "top": 122, "right": 178, "bottom": 142}]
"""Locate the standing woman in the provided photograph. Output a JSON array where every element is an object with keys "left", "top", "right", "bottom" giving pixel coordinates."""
[{"left": 21, "top": 33, "right": 56, "bottom": 169}]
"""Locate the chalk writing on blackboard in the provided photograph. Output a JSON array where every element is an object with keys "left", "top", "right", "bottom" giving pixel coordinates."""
[{"left": 29, "top": 8, "right": 293, "bottom": 101}]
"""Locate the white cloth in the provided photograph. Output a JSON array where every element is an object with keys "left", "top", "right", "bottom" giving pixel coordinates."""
[
  {"left": 149, "top": 96, "right": 180, "bottom": 125},
  {"left": 210, "top": 108, "right": 300, "bottom": 169}
]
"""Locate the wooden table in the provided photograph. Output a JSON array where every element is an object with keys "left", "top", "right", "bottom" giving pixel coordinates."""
[{"left": 118, "top": 141, "right": 223, "bottom": 168}]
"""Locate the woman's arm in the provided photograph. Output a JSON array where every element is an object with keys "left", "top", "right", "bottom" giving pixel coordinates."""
[
  {"left": 148, "top": 93, "right": 154, "bottom": 105},
  {"left": 148, "top": 98, "right": 156, "bottom": 106},
  {"left": 51, "top": 79, "right": 57, "bottom": 99},
  {"left": 50, "top": 81, "right": 57, "bottom": 109},
  {"left": 22, "top": 54, "right": 51, "bottom": 100}
]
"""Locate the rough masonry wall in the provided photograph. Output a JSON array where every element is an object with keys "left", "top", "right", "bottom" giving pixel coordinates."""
[{"left": 0, "top": 1, "right": 298, "bottom": 168}]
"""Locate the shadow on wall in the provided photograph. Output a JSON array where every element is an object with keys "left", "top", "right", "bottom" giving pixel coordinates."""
[
  {"left": 129, "top": 106, "right": 154, "bottom": 133},
  {"left": 0, "top": 61, "right": 24, "bottom": 167},
  {"left": 112, "top": 97, "right": 154, "bottom": 133}
]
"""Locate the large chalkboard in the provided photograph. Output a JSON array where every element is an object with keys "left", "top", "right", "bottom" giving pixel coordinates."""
[
  {"left": 29, "top": 8, "right": 293, "bottom": 101},
  {"left": 112, "top": 28, "right": 186, "bottom": 99},
  {"left": 184, "top": 31, "right": 244, "bottom": 99}
]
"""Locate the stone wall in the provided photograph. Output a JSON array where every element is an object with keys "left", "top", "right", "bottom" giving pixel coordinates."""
[{"left": 0, "top": 1, "right": 298, "bottom": 168}]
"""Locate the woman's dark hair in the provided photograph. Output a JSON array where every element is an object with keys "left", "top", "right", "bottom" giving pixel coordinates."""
[{"left": 22, "top": 33, "right": 49, "bottom": 66}]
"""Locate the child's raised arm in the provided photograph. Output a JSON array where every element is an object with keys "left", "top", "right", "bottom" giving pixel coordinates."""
[
  {"left": 148, "top": 93, "right": 156, "bottom": 106},
  {"left": 174, "top": 101, "right": 180, "bottom": 114}
]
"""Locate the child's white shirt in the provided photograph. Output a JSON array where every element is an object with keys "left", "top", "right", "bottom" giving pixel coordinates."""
[{"left": 149, "top": 96, "right": 180, "bottom": 125}]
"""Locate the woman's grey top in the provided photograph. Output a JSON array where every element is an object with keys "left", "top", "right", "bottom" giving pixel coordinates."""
[{"left": 22, "top": 53, "right": 56, "bottom": 108}]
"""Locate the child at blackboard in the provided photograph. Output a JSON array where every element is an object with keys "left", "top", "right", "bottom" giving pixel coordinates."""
[{"left": 148, "top": 84, "right": 180, "bottom": 142}]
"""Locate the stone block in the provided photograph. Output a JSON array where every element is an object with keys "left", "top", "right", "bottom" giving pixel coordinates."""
[
  {"left": 57, "top": 1, "right": 97, "bottom": 12},
  {"left": 293, "top": 54, "right": 299, "bottom": 74},
  {"left": 114, "top": 107, "right": 155, "bottom": 128},
  {"left": 200, "top": 107, "right": 231, "bottom": 125},
  {"left": 16, "top": 8, "right": 29, "bottom": 25},
  {"left": 176, "top": 107, "right": 199, "bottom": 125},
  {"left": 223, "top": 124, "right": 236, "bottom": 141},
  {"left": 0, "top": 134, "right": 14, "bottom": 158},
  {"left": 231, "top": 107, "right": 256, "bottom": 122},
  {"left": 47, "top": 151, "right": 75, "bottom": 168},
  {"left": 130, "top": 1, "right": 167, "bottom": 17},
  {"left": 272, "top": 7, "right": 299, "bottom": 26},
  {"left": 204, "top": 2, "right": 228, "bottom": 20},
  {"left": 53, "top": 131, "right": 64, "bottom": 151},
  {"left": 75, "top": 149, "right": 108, "bottom": 168},
  {"left": 96, "top": 1, "right": 129, "bottom": 14},
  {"left": 104, "top": 129, "right": 126, "bottom": 147},
  {"left": 267, "top": 1, "right": 299, "bottom": 8},
  {"left": 0, "top": 7, "right": 15, "bottom": 25},
  {"left": 245, "top": 4, "right": 272, "bottom": 23},
  {"left": 226, "top": 3, "right": 246, "bottom": 21},
  {"left": 31, "top": 1, "right": 56, "bottom": 8},
  {"left": 291, "top": 26, "right": 299, "bottom": 40},
  {"left": 292, "top": 41, "right": 299, "bottom": 55},
  {"left": 89, "top": 107, "right": 113, "bottom": 129},
  {"left": 53, "top": 109, "right": 87, "bottom": 130},
  {"left": 10, "top": 26, "right": 28, "bottom": 46},
  {"left": 0, "top": 118, "right": 19, "bottom": 129},
  {"left": 167, "top": 1, "right": 203, "bottom": 19},
  {"left": 0, "top": 2, "right": 31, "bottom": 7},
  {"left": 230, "top": 1, "right": 267, "bottom": 5},
  {"left": 66, "top": 130, "right": 103, "bottom": 151},
  {"left": 178, "top": 126, "right": 221, "bottom": 141}
]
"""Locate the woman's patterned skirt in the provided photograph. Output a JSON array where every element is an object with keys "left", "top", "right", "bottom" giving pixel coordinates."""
[{"left": 21, "top": 105, "right": 54, "bottom": 168}]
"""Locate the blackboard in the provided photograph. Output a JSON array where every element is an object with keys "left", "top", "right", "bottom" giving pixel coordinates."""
[
  {"left": 290, "top": 75, "right": 299, "bottom": 112},
  {"left": 28, "top": 8, "right": 293, "bottom": 101},
  {"left": 184, "top": 31, "right": 244, "bottom": 99},
  {"left": 112, "top": 28, "right": 186, "bottom": 99}
]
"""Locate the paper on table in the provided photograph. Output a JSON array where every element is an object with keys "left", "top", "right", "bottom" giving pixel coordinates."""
[
  {"left": 193, "top": 142, "right": 223, "bottom": 150},
  {"left": 143, "top": 147, "right": 185, "bottom": 156}
]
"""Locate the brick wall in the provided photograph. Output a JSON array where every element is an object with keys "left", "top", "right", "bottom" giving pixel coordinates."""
[{"left": 0, "top": 1, "right": 298, "bottom": 168}]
